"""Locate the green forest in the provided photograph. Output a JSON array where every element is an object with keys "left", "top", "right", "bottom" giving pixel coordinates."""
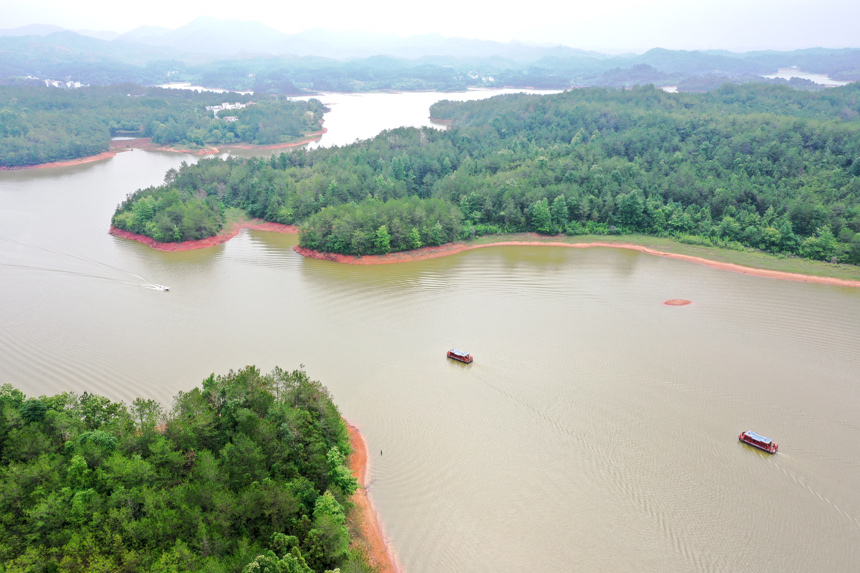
[
  {"left": 0, "top": 85, "right": 325, "bottom": 167},
  {"left": 0, "top": 366, "right": 370, "bottom": 573},
  {"left": 112, "top": 83, "right": 860, "bottom": 263}
]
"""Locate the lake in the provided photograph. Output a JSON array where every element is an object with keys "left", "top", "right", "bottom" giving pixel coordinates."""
[
  {"left": 762, "top": 68, "right": 850, "bottom": 87},
  {"left": 1, "top": 90, "right": 859, "bottom": 572},
  {"left": 292, "top": 89, "right": 561, "bottom": 149},
  {"left": 155, "top": 82, "right": 254, "bottom": 95}
]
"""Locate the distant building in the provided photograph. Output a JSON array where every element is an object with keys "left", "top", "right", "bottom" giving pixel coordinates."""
[
  {"left": 205, "top": 102, "right": 249, "bottom": 117},
  {"left": 44, "top": 79, "right": 87, "bottom": 89}
]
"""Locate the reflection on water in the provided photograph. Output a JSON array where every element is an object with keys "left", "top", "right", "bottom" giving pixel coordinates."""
[{"left": 2, "top": 96, "right": 860, "bottom": 571}]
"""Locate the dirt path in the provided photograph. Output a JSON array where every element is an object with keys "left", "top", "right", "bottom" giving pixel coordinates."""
[{"left": 346, "top": 423, "right": 401, "bottom": 573}]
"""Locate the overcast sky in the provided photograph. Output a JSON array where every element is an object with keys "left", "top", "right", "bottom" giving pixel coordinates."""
[{"left": 3, "top": 0, "right": 859, "bottom": 53}]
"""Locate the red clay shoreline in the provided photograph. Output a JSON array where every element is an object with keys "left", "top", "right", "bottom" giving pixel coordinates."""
[
  {"left": 2, "top": 130, "right": 328, "bottom": 172},
  {"left": 0, "top": 151, "right": 118, "bottom": 171},
  {"left": 110, "top": 129, "right": 328, "bottom": 156},
  {"left": 346, "top": 423, "right": 401, "bottom": 573},
  {"left": 111, "top": 222, "right": 860, "bottom": 288},
  {"left": 109, "top": 221, "right": 299, "bottom": 251},
  {"left": 293, "top": 240, "right": 860, "bottom": 288}
]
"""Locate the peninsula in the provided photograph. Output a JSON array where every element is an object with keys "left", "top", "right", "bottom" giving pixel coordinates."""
[
  {"left": 110, "top": 85, "right": 860, "bottom": 270},
  {"left": 0, "top": 85, "right": 326, "bottom": 169}
]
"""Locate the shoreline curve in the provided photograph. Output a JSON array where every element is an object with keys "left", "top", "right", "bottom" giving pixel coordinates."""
[
  {"left": 2, "top": 129, "right": 328, "bottom": 172},
  {"left": 109, "top": 129, "right": 328, "bottom": 157},
  {"left": 0, "top": 151, "right": 117, "bottom": 171},
  {"left": 293, "top": 241, "right": 860, "bottom": 288},
  {"left": 346, "top": 422, "right": 401, "bottom": 573},
  {"left": 109, "top": 222, "right": 860, "bottom": 288},
  {"left": 109, "top": 221, "right": 299, "bottom": 251}
]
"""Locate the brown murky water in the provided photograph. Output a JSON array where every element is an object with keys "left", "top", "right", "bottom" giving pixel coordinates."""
[{"left": 2, "top": 92, "right": 859, "bottom": 572}]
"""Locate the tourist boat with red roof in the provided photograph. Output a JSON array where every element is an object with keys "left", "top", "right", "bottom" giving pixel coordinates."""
[
  {"left": 447, "top": 349, "right": 473, "bottom": 363},
  {"left": 738, "top": 430, "right": 778, "bottom": 454}
]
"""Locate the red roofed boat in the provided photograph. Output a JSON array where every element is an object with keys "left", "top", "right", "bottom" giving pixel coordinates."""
[
  {"left": 447, "top": 348, "right": 473, "bottom": 364},
  {"left": 739, "top": 430, "right": 778, "bottom": 454}
]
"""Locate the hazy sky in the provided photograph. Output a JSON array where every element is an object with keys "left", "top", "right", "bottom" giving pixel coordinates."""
[{"left": 3, "top": 0, "right": 859, "bottom": 52}]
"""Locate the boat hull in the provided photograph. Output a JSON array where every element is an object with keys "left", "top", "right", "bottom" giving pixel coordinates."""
[
  {"left": 739, "top": 431, "right": 778, "bottom": 454},
  {"left": 447, "top": 351, "right": 473, "bottom": 364}
]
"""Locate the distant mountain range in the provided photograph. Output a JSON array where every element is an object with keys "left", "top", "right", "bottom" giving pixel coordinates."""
[
  {"left": 0, "top": 23, "right": 120, "bottom": 41},
  {"left": 1, "top": 17, "right": 858, "bottom": 92},
  {"left": 0, "top": 17, "right": 613, "bottom": 61}
]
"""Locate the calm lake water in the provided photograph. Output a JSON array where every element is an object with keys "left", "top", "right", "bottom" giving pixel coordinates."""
[
  {"left": 2, "top": 91, "right": 860, "bottom": 572},
  {"left": 762, "top": 68, "right": 850, "bottom": 87},
  {"left": 293, "top": 89, "right": 561, "bottom": 149}
]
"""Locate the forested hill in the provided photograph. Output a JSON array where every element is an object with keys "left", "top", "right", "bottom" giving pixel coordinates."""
[
  {"left": 112, "top": 83, "right": 860, "bottom": 264},
  {"left": 0, "top": 366, "right": 370, "bottom": 572},
  {"left": 3, "top": 23, "right": 860, "bottom": 92},
  {"left": 0, "top": 85, "right": 325, "bottom": 167}
]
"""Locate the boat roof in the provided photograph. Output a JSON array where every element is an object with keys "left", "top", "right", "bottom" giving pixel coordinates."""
[
  {"left": 449, "top": 348, "right": 470, "bottom": 356},
  {"left": 744, "top": 431, "right": 773, "bottom": 444}
]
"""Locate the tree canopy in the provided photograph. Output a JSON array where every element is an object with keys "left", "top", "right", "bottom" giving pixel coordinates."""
[
  {"left": 113, "top": 83, "right": 860, "bottom": 264},
  {"left": 0, "top": 367, "right": 369, "bottom": 573},
  {"left": 0, "top": 85, "right": 325, "bottom": 167}
]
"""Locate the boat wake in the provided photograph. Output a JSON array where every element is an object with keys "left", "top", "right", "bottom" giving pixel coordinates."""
[
  {"left": 0, "top": 235, "right": 169, "bottom": 291},
  {"left": 772, "top": 458, "right": 860, "bottom": 531}
]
